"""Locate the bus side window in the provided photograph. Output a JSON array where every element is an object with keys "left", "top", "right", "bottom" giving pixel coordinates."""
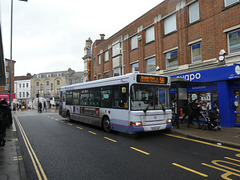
[
  {"left": 113, "top": 85, "right": 129, "bottom": 109},
  {"left": 101, "top": 87, "right": 112, "bottom": 108}
]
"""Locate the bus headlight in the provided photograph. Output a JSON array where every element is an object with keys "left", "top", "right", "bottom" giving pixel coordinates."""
[
  {"left": 167, "top": 119, "right": 172, "bottom": 123},
  {"left": 130, "top": 121, "right": 142, "bottom": 126}
]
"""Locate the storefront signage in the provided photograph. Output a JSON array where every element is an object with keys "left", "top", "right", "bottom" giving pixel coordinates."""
[
  {"left": 137, "top": 75, "right": 168, "bottom": 84},
  {"left": 171, "top": 64, "right": 240, "bottom": 83}
]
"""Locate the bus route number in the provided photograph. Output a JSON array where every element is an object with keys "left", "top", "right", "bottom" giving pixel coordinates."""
[{"left": 137, "top": 75, "right": 167, "bottom": 84}]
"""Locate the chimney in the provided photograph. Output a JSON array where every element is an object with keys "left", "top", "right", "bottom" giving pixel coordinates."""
[{"left": 100, "top": 34, "right": 105, "bottom": 40}]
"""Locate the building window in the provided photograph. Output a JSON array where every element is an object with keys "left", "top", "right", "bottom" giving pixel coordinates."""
[
  {"left": 191, "top": 43, "right": 202, "bottom": 63},
  {"left": 98, "top": 74, "right": 101, "bottom": 80},
  {"left": 56, "top": 80, "right": 60, "bottom": 86},
  {"left": 164, "top": 14, "right": 176, "bottom": 35},
  {"left": 104, "top": 72, "right": 109, "bottom": 78},
  {"left": 131, "top": 63, "right": 139, "bottom": 73},
  {"left": 104, "top": 51, "right": 109, "bottom": 62},
  {"left": 19, "top": 84, "right": 21, "bottom": 88},
  {"left": 131, "top": 35, "right": 138, "bottom": 50},
  {"left": 84, "top": 62, "right": 87, "bottom": 71},
  {"left": 224, "top": 0, "right": 239, "bottom": 7},
  {"left": 189, "top": 1, "right": 199, "bottom": 24},
  {"left": 145, "top": 26, "right": 155, "bottom": 43},
  {"left": 6, "top": 72, "right": 9, "bottom": 78},
  {"left": 112, "top": 43, "right": 121, "bottom": 57},
  {"left": 57, "top": 73, "right": 62, "bottom": 77},
  {"left": 23, "top": 92, "right": 25, "bottom": 97},
  {"left": 46, "top": 81, "right": 49, "bottom": 86},
  {"left": 228, "top": 29, "right": 240, "bottom": 54},
  {"left": 98, "top": 54, "right": 101, "bottom": 65},
  {"left": 94, "top": 57, "right": 96, "bottom": 67},
  {"left": 19, "top": 92, "right": 21, "bottom": 98},
  {"left": 23, "top": 83, "right": 25, "bottom": 88},
  {"left": 113, "top": 67, "right": 121, "bottom": 77},
  {"left": 47, "top": 74, "right": 52, "bottom": 77},
  {"left": 26, "top": 83, "right": 28, "bottom": 88},
  {"left": 36, "top": 82, "right": 39, "bottom": 87},
  {"left": 146, "top": 57, "right": 156, "bottom": 74},
  {"left": 166, "top": 50, "right": 178, "bottom": 69},
  {"left": 26, "top": 92, "right": 29, "bottom": 97}
]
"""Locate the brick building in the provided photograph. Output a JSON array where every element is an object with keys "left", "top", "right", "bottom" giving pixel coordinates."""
[
  {"left": 0, "top": 59, "right": 16, "bottom": 103},
  {"left": 87, "top": 0, "right": 240, "bottom": 127}
]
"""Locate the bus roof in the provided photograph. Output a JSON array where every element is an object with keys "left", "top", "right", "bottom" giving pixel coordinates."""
[{"left": 60, "top": 73, "right": 170, "bottom": 91}]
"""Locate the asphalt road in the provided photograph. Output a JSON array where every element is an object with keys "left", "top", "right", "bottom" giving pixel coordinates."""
[{"left": 15, "top": 111, "right": 240, "bottom": 180}]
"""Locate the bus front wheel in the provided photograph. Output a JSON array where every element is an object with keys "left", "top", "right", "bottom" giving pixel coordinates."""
[{"left": 103, "top": 117, "right": 111, "bottom": 133}]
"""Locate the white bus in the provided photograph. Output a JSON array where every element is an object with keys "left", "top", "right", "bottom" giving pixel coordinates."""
[{"left": 59, "top": 73, "right": 172, "bottom": 134}]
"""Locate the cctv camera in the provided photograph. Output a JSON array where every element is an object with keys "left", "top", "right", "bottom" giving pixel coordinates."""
[
  {"left": 219, "top": 49, "right": 226, "bottom": 56},
  {"left": 156, "top": 66, "right": 160, "bottom": 71}
]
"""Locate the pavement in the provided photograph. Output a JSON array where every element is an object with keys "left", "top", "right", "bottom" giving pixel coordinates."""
[{"left": 0, "top": 110, "right": 239, "bottom": 180}]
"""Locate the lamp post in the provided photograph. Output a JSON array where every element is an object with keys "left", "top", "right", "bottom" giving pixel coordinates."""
[{"left": 9, "top": 0, "right": 28, "bottom": 108}]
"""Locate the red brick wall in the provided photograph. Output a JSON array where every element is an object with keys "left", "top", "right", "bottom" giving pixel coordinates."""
[{"left": 90, "top": 0, "right": 240, "bottom": 79}]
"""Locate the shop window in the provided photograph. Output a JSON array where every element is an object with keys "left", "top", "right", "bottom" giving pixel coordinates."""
[
  {"left": 191, "top": 43, "right": 202, "bottom": 63},
  {"left": 189, "top": 1, "right": 199, "bottom": 24},
  {"left": 146, "top": 57, "right": 156, "bottom": 74},
  {"left": 131, "top": 35, "right": 138, "bottom": 50},
  {"left": 228, "top": 29, "right": 240, "bottom": 54},
  {"left": 166, "top": 50, "right": 178, "bottom": 69}
]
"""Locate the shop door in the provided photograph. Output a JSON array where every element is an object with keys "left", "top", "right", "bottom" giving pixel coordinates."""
[{"left": 233, "top": 90, "right": 240, "bottom": 125}]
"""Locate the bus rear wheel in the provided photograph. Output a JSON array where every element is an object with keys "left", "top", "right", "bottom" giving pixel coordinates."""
[
  {"left": 66, "top": 112, "right": 71, "bottom": 121},
  {"left": 103, "top": 116, "right": 111, "bottom": 133}
]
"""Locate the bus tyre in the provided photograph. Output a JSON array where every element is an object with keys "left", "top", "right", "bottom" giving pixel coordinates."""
[
  {"left": 103, "top": 117, "right": 111, "bottom": 133},
  {"left": 67, "top": 112, "right": 71, "bottom": 121}
]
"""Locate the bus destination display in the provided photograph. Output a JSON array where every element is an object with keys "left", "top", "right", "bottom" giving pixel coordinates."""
[{"left": 137, "top": 75, "right": 168, "bottom": 84}]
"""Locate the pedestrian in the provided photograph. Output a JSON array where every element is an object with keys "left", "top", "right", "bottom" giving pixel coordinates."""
[
  {"left": 188, "top": 99, "right": 201, "bottom": 128},
  {"left": 0, "top": 99, "right": 13, "bottom": 147},
  {"left": 38, "top": 102, "right": 42, "bottom": 113},
  {"left": 43, "top": 101, "right": 47, "bottom": 112}
]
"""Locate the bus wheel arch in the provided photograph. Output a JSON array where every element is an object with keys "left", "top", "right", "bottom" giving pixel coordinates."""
[{"left": 102, "top": 115, "right": 111, "bottom": 133}]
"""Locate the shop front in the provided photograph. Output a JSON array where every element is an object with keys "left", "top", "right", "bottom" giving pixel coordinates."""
[{"left": 171, "top": 64, "right": 240, "bottom": 127}]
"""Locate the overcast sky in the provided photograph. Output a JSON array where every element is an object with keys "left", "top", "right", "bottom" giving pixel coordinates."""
[{"left": 1, "top": 0, "right": 163, "bottom": 76}]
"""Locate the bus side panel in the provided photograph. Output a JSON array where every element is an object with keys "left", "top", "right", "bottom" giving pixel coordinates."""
[{"left": 101, "top": 109, "right": 130, "bottom": 133}]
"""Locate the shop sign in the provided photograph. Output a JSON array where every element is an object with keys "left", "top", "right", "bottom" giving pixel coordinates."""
[
  {"left": 171, "top": 64, "right": 240, "bottom": 83},
  {"left": 0, "top": 93, "right": 16, "bottom": 102}
]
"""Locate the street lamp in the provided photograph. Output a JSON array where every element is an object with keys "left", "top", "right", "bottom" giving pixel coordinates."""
[{"left": 9, "top": 0, "right": 28, "bottom": 108}]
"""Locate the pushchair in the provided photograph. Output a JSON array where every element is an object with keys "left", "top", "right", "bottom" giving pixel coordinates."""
[{"left": 200, "top": 110, "right": 221, "bottom": 131}]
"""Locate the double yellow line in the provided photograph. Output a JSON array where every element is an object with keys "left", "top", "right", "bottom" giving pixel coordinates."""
[{"left": 15, "top": 116, "right": 48, "bottom": 180}]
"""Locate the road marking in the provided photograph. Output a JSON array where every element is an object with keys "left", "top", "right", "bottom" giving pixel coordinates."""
[
  {"left": 15, "top": 115, "right": 48, "bottom": 180},
  {"left": 202, "top": 163, "right": 240, "bottom": 179},
  {"left": 55, "top": 119, "right": 58, "bottom": 121},
  {"left": 224, "top": 156, "right": 240, "bottom": 163},
  {"left": 88, "top": 131, "right": 97, "bottom": 135},
  {"left": 67, "top": 123, "right": 73, "bottom": 126},
  {"left": 130, "top": 147, "right": 150, "bottom": 155},
  {"left": 104, "top": 137, "right": 117, "bottom": 143},
  {"left": 13, "top": 156, "right": 23, "bottom": 161},
  {"left": 76, "top": 126, "right": 83, "bottom": 130},
  {"left": 164, "top": 133, "right": 240, "bottom": 152},
  {"left": 172, "top": 163, "right": 208, "bottom": 177},
  {"left": 60, "top": 121, "right": 65, "bottom": 123}
]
